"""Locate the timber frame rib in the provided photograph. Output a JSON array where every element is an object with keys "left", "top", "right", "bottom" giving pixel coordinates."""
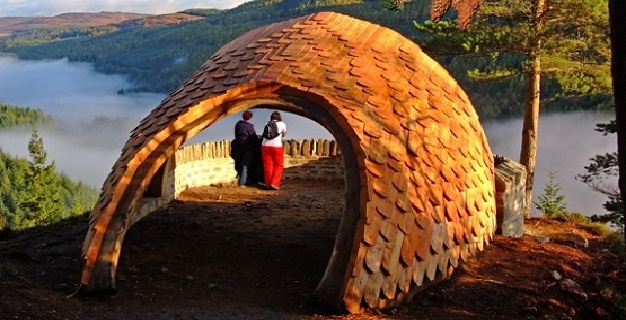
[{"left": 79, "top": 11, "right": 496, "bottom": 313}]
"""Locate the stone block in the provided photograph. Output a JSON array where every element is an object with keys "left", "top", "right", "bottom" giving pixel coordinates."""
[{"left": 494, "top": 155, "right": 526, "bottom": 237}]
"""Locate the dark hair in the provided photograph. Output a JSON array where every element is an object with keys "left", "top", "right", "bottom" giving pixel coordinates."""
[
  {"left": 270, "top": 111, "right": 282, "bottom": 121},
  {"left": 242, "top": 110, "right": 253, "bottom": 121}
]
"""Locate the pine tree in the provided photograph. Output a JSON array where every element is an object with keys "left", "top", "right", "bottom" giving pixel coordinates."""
[
  {"left": 414, "top": 0, "right": 610, "bottom": 218},
  {"left": 577, "top": 120, "right": 623, "bottom": 228},
  {"left": 537, "top": 170, "right": 567, "bottom": 218},
  {"left": 68, "top": 181, "right": 97, "bottom": 216},
  {"left": 16, "top": 129, "right": 63, "bottom": 229}
]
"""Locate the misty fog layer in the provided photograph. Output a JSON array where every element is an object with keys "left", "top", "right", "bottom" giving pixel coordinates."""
[
  {"left": 484, "top": 112, "right": 615, "bottom": 216},
  {"left": 0, "top": 55, "right": 332, "bottom": 186},
  {"left": 0, "top": 56, "right": 615, "bottom": 216}
]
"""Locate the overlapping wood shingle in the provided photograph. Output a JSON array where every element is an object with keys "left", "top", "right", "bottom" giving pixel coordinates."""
[{"left": 79, "top": 11, "right": 495, "bottom": 314}]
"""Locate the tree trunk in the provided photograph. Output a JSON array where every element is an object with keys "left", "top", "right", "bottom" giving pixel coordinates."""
[
  {"left": 609, "top": 0, "right": 626, "bottom": 240},
  {"left": 519, "top": 0, "right": 546, "bottom": 218}
]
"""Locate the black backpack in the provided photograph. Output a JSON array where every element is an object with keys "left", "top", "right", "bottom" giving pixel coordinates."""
[
  {"left": 230, "top": 139, "right": 241, "bottom": 159},
  {"left": 262, "top": 120, "right": 280, "bottom": 139}
]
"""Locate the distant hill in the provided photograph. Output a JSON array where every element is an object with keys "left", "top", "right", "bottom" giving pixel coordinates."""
[
  {"left": 0, "top": 11, "right": 205, "bottom": 38},
  {"left": 0, "top": 0, "right": 431, "bottom": 94},
  {"left": 0, "top": 0, "right": 613, "bottom": 119}
]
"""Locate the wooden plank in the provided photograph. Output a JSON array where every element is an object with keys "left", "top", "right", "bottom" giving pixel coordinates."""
[
  {"left": 392, "top": 171, "right": 408, "bottom": 192},
  {"left": 413, "top": 213, "right": 433, "bottom": 261},
  {"left": 372, "top": 176, "right": 391, "bottom": 199},
  {"left": 477, "top": 235, "right": 485, "bottom": 251},
  {"left": 381, "top": 233, "right": 396, "bottom": 275},
  {"left": 475, "top": 188, "right": 487, "bottom": 212},
  {"left": 425, "top": 253, "right": 439, "bottom": 281},
  {"left": 453, "top": 218, "right": 466, "bottom": 245},
  {"left": 412, "top": 260, "right": 426, "bottom": 286},
  {"left": 398, "top": 258, "right": 412, "bottom": 293},
  {"left": 445, "top": 200, "right": 459, "bottom": 222},
  {"left": 461, "top": 215, "right": 471, "bottom": 236},
  {"left": 441, "top": 221, "right": 451, "bottom": 250},
  {"left": 343, "top": 266, "right": 370, "bottom": 314},
  {"left": 429, "top": 182, "right": 444, "bottom": 206},
  {"left": 381, "top": 271, "right": 398, "bottom": 300},
  {"left": 466, "top": 188, "right": 478, "bottom": 216},
  {"left": 363, "top": 201, "right": 382, "bottom": 246},
  {"left": 400, "top": 224, "right": 415, "bottom": 266},
  {"left": 376, "top": 197, "right": 395, "bottom": 219},
  {"left": 351, "top": 243, "right": 369, "bottom": 277},
  {"left": 433, "top": 204, "right": 445, "bottom": 224},
  {"left": 448, "top": 245, "right": 460, "bottom": 268},
  {"left": 365, "top": 235, "right": 386, "bottom": 273},
  {"left": 468, "top": 242, "right": 478, "bottom": 256},
  {"left": 377, "top": 297, "right": 392, "bottom": 310},
  {"left": 430, "top": 222, "right": 444, "bottom": 254},
  {"left": 379, "top": 218, "right": 397, "bottom": 242},
  {"left": 362, "top": 270, "right": 385, "bottom": 308},
  {"left": 472, "top": 212, "right": 485, "bottom": 238},
  {"left": 395, "top": 192, "right": 412, "bottom": 213},
  {"left": 446, "top": 221, "right": 457, "bottom": 247},
  {"left": 438, "top": 251, "right": 452, "bottom": 278},
  {"left": 459, "top": 243, "right": 470, "bottom": 262},
  {"left": 469, "top": 215, "right": 479, "bottom": 238},
  {"left": 382, "top": 243, "right": 410, "bottom": 300},
  {"left": 365, "top": 157, "right": 384, "bottom": 178},
  {"left": 382, "top": 230, "right": 404, "bottom": 275}
]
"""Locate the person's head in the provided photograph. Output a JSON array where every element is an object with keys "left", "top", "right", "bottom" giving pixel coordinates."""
[
  {"left": 242, "top": 110, "right": 253, "bottom": 121},
  {"left": 270, "top": 111, "right": 282, "bottom": 121}
]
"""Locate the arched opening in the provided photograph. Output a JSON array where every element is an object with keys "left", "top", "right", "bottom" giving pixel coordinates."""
[
  {"left": 111, "top": 96, "right": 364, "bottom": 311},
  {"left": 79, "top": 11, "right": 496, "bottom": 313}
]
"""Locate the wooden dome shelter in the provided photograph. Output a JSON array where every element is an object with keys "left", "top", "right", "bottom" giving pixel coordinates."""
[{"left": 79, "top": 11, "right": 496, "bottom": 313}]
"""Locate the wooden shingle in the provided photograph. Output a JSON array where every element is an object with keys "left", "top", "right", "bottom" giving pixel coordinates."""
[{"left": 79, "top": 11, "right": 496, "bottom": 315}]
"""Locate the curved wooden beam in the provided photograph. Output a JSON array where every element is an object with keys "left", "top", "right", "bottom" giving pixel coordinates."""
[{"left": 79, "top": 11, "right": 495, "bottom": 313}]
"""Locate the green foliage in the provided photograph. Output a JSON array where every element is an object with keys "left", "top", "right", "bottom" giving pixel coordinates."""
[
  {"left": 0, "top": 0, "right": 612, "bottom": 120},
  {"left": 0, "top": 129, "right": 98, "bottom": 232},
  {"left": 0, "top": 0, "right": 430, "bottom": 94},
  {"left": 13, "top": 129, "right": 64, "bottom": 228},
  {"left": 0, "top": 104, "right": 54, "bottom": 128},
  {"left": 576, "top": 121, "right": 623, "bottom": 230},
  {"left": 536, "top": 170, "right": 567, "bottom": 218},
  {"left": 1, "top": 25, "right": 119, "bottom": 48},
  {"left": 565, "top": 212, "right": 612, "bottom": 236},
  {"left": 301, "top": 0, "right": 364, "bottom": 8},
  {"left": 413, "top": 0, "right": 611, "bottom": 119},
  {"left": 382, "top": 0, "right": 410, "bottom": 11}
]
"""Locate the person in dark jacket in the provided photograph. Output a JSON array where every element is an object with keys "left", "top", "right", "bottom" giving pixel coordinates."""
[{"left": 233, "top": 110, "right": 257, "bottom": 187}]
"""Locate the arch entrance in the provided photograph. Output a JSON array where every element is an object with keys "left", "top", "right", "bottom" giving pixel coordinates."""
[{"left": 79, "top": 12, "right": 496, "bottom": 313}]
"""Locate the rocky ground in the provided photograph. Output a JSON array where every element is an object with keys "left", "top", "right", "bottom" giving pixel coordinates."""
[{"left": 1, "top": 179, "right": 625, "bottom": 319}]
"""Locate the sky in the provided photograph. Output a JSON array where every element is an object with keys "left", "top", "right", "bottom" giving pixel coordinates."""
[{"left": 0, "top": 0, "right": 253, "bottom": 17}]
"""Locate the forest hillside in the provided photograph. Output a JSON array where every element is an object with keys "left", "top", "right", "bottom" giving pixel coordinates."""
[{"left": 0, "top": 0, "right": 613, "bottom": 119}]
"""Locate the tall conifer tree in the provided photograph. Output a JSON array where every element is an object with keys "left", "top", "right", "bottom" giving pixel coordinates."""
[
  {"left": 16, "top": 129, "right": 63, "bottom": 228},
  {"left": 415, "top": 0, "right": 610, "bottom": 217}
]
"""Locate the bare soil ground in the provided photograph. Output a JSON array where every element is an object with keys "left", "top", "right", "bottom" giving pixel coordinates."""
[{"left": 1, "top": 179, "right": 625, "bottom": 320}]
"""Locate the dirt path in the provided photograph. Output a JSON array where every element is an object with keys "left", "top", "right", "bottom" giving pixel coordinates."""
[{"left": 1, "top": 179, "right": 624, "bottom": 319}]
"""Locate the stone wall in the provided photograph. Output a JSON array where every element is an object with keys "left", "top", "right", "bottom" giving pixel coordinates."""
[
  {"left": 167, "top": 139, "right": 343, "bottom": 198},
  {"left": 137, "top": 139, "right": 343, "bottom": 221},
  {"left": 494, "top": 155, "right": 527, "bottom": 237},
  {"left": 138, "top": 140, "right": 525, "bottom": 240}
]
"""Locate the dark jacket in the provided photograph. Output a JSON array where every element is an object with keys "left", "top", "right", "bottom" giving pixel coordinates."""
[{"left": 234, "top": 120, "right": 257, "bottom": 149}]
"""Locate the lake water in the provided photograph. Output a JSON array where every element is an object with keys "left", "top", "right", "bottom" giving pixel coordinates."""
[{"left": 0, "top": 55, "right": 616, "bottom": 216}]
